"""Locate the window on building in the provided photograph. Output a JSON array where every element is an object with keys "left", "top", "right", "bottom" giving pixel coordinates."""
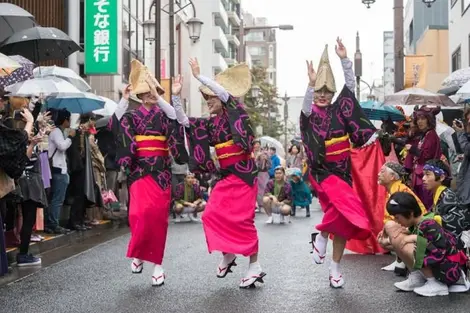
[
  {"left": 464, "top": 0, "right": 470, "bottom": 14},
  {"left": 248, "top": 46, "right": 266, "bottom": 56},
  {"left": 245, "top": 31, "right": 264, "bottom": 42},
  {"left": 123, "top": 48, "right": 131, "bottom": 82},
  {"left": 123, "top": 8, "right": 130, "bottom": 48},
  {"left": 452, "top": 46, "right": 461, "bottom": 72}
]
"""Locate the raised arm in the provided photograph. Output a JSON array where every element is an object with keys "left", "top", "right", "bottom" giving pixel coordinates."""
[
  {"left": 335, "top": 37, "right": 355, "bottom": 93},
  {"left": 341, "top": 58, "right": 355, "bottom": 93},
  {"left": 156, "top": 97, "right": 176, "bottom": 120},
  {"left": 302, "top": 60, "right": 317, "bottom": 117},
  {"left": 171, "top": 75, "right": 190, "bottom": 127},
  {"left": 189, "top": 58, "right": 229, "bottom": 103}
]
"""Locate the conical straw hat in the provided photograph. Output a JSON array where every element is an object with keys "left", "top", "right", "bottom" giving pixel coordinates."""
[
  {"left": 314, "top": 45, "right": 336, "bottom": 93},
  {"left": 199, "top": 63, "right": 252, "bottom": 98},
  {"left": 129, "top": 59, "right": 165, "bottom": 96}
]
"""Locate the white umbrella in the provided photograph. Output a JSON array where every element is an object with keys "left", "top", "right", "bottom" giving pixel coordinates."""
[
  {"left": 436, "top": 120, "right": 456, "bottom": 153},
  {"left": 33, "top": 65, "right": 91, "bottom": 92},
  {"left": 456, "top": 79, "right": 470, "bottom": 100},
  {"left": 5, "top": 76, "right": 81, "bottom": 97},
  {"left": 93, "top": 96, "right": 117, "bottom": 116},
  {"left": 442, "top": 67, "right": 470, "bottom": 88},
  {"left": 259, "top": 136, "right": 285, "bottom": 157},
  {"left": 0, "top": 52, "right": 21, "bottom": 77},
  {"left": 384, "top": 88, "right": 457, "bottom": 107}
]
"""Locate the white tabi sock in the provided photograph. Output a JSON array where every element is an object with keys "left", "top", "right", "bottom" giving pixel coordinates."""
[
  {"left": 315, "top": 233, "right": 328, "bottom": 255},
  {"left": 330, "top": 261, "right": 340, "bottom": 277},
  {"left": 223, "top": 253, "right": 236, "bottom": 265},
  {"left": 247, "top": 261, "right": 262, "bottom": 275}
]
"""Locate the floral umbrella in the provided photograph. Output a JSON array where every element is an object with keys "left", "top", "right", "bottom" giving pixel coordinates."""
[{"left": 0, "top": 55, "right": 35, "bottom": 87}]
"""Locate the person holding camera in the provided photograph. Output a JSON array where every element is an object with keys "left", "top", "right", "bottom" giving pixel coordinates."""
[{"left": 453, "top": 110, "right": 470, "bottom": 206}]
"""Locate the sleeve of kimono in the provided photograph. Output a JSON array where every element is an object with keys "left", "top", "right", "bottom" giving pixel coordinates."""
[
  {"left": 409, "top": 131, "right": 440, "bottom": 158},
  {"left": 115, "top": 113, "right": 137, "bottom": 170},
  {"left": 337, "top": 86, "right": 377, "bottom": 147},
  {"left": 173, "top": 183, "right": 185, "bottom": 205},
  {"left": 196, "top": 75, "right": 229, "bottom": 103},
  {"left": 265, "top": 180, "right": 274, "bottom": 196},
  {"left": 172, "top": 95, "right": 190, "bottom": 128},
  {"left": 115, "top": 98, "right": 129, "bottom": 121},
  {"left": 185, "top": 117, "right": 217, "bottom": 174},
  {"left": 302, "top": 86, "right": 314, "bottom": 117},
  {"left": 456, "top": 131, "right": 470, "bottom": 157},
  {"left": 341, "top": 58, "right": 356, "bottom": 93},
  {"left": 224, "top": 95, "right": 256, "bottom": 152},
  {"left": 157, "top": 97, "right": 176, "bottom": 120},
  {"left": 438, "top": 190, "right": 468, "bottom": 236},
  {"left": 413, "top": 219, "right": 447, "bottom": 269},
  {"left": 167, "top": 119, "right": 189, "bottom": 165},
  {"left": 283, "top": 183, "right": 293, "bottom": 204}
]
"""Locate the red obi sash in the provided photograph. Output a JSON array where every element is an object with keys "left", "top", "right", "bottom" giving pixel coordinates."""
[
  {"left": 325, "top": 134, "right": 352, "bottom": 163},
  {"left": 215, "top": 140, "right": 251, "bottom": 169},
  {"left": 135, "top": 135, "right": 169, "bottom": 157}
]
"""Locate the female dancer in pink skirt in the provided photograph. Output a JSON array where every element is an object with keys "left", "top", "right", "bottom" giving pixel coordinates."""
[
  {"left": 116, "top": 60, "right": 188, "bottom": 286},
  {"left": 172, "top": 58, "right": 265, "bottom": 288}
]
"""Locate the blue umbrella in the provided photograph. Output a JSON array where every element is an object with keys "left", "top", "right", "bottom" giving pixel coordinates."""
[
  {"left": 46, "top": 92, "right": 105, "bottom": 114},
  {"left": 360, "top": 100, "right": 405, "bottom": 122}
]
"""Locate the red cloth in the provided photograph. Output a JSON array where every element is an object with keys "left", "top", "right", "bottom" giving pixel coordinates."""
[
  {"left": 347, "top": 140, "right": 387, "bottom": 254},
  {"left": 309, "top": 175, "right": 371, "bottom": 241},
  {"left": 127, "top": 175, "right": 170, "bottom": 265},
  {"left": 202, "top": 174, "right": 259, "bottom": 256}
]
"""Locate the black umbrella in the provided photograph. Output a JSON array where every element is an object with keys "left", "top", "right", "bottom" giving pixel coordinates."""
[
  {"left": 0, "top": 26, "right": 81, "bottom": 63},
  {"left": 0, "top": 3, "right": 37, "bottom": 43}
]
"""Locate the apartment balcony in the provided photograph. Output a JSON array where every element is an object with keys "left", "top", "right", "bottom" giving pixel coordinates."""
[
  {"left": 226, "top": 34, "right": 240, "bottom": 47},
  {"left": 227, "top": 10, "right": 241, "bottom": 27},
  {"left": 224, "top": 57, "right": 237, "bottom": 67},
  {"left": 213, "top": 0, "right": 229, "bottom": 30},
  {"left": 212, "top": 26, "right": 229, "bottom": 55},
  {"left": 212, "top": 53, "right": 228, "bottom": 72}
]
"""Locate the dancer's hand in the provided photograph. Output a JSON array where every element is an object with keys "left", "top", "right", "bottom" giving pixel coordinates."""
[
  {"left": 335, "top": 37, "right": 347, "bottom": 59},
  {"left": 189, "top": 58, "right": 201, "bottom": 78},
  {"left": 172, "top": 75, "right": 183, "bottom": 96},
  {"left": 122, "top": 84, "right": 132, "bottom": 100},
  {"left": 306, "top": 60, "right": 316, "bottom": 87}
]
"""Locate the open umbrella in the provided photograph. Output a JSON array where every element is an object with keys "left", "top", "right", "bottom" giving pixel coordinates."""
[
  {"left": 0, "top": 55, "right": 35, "bottom": 86},
  {"left": 0, "top": 3, "right": 37, "bottom": 43},
  {"left": 384, "top": 88, "right": 457, "bottom": 107},
  {"left": 92, "top": 97, "right": 117, "bottom": 116},
  {"left": 259, "top": 136, "right": 285, "bottom": 157},
  {"left": 0, "top": 53, "right": 21, "bottom": 77},
  {"left": 46, "top": 92, "right": 105, "bottom": 114},
  {"left": 0, "top": 26, "right": 81, "bottom": 63},
  {"left": 442, "top": 67, "right": 470, "bottom": 88},
  {"left": 360, "top": 100, "right": 405, "bottom": 122},
  {"left": 5, "top": 76, "right": 81, "bottom": 97},
  {"left": 33, "top": 66, "right": 91, "bottom": 92}
]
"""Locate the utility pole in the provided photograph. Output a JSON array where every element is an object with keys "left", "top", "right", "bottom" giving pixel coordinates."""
[
  {"left": 282, "top": 92, "right": 290, "bottom": 152},
  {"left": 394, "top": 0, "right": 404, "bottom": 92},
  {"left": 154, "top": 0, "right": 161, "bottom": 80},
  {"left": 168, "top": 0, "right": 175, "bottom": 102},
  {"left": 354, "top": 31, "right": 362, "bottom": 102}
]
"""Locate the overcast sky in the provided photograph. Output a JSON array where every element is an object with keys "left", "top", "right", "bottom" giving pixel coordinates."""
[{"left": 243, "top": 0, "right": 395, "bottom": 97}]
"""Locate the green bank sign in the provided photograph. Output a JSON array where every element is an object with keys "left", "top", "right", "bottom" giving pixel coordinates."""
[{"left": 84, "top": 0, "right": 118, "bottom": 74}]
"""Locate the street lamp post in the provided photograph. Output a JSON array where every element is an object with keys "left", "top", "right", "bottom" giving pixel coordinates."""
[
  {"left": 238, "top": 24, "right": 294, "bottom": 63},
  {"left": 143, "top": 1, "right": 203, "bottom": 98}
]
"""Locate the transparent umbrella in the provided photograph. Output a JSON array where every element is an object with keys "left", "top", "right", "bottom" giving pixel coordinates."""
[
  {"left": 0, "top": 53, "right": 21, "bottom": 77},
  {"left": 5, "top": 76, "right": 80, "bottom": 97},
  {"left": 33, "top": 66, "right": 91, "bottom": 92},
  {"left": 259, "top": 136, "right": 285, "bottom": 157}
]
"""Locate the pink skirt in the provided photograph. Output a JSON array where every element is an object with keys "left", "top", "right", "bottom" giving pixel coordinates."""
[
  {"left": 127, "top": 175, "right": 170, "bottom": 265},
  {"left": 309, "top": 174, "right": 371, "bottom": 241},
  {"left": 202, "top": 174, "right": 259, "bottom": 257}
]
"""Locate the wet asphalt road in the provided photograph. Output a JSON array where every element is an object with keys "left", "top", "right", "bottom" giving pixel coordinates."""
[{"left": 1, "top": 205, "right": 470, "bottom": 313}]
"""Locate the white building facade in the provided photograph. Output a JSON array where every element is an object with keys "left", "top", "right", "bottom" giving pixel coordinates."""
[{"left": 449, "top": 0, "right": 470, "bottom": 72}]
